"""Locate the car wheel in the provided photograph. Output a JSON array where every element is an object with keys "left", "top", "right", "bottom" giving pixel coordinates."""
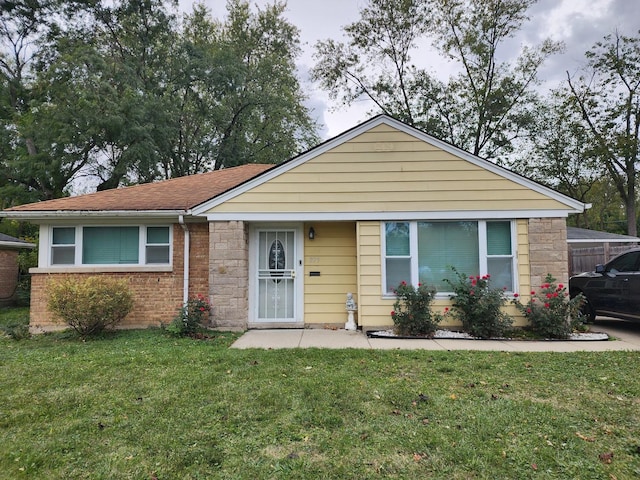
[{"left": 580, "top": 296, "right": 596, "bottom": 323}]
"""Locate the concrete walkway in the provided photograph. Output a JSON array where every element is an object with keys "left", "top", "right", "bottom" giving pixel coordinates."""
[{"left": 231, "top": 319, "right": 640, "bottom": 351}]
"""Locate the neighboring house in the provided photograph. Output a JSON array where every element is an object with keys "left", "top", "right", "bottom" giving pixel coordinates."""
[
  {"left": 567, "top": 227, "right": 640, "bottom": 276},
  {"left": 1, "top": 115, "right": 587, "bottom": 332},
  {"left": 0, "top": 233, "right": 35, "bottom": 307}
]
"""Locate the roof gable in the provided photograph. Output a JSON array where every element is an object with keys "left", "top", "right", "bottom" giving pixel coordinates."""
[{"left": 193, "top": 115, "right": 587, "bottom": 219}]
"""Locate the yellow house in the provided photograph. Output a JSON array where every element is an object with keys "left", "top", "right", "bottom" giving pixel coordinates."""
[
  {"left": 2, "top": 115, "right": 587, "bottom": 332},
  {"left": 193, "top": 115, "right": 586, "bottom": 331}
]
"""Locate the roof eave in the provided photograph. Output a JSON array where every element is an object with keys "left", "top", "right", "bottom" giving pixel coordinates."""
[
  {"left": 0, "top": 209, "right": 190, "bottom": 221},
  {"left": 0, "top": 240, "right": 36, "bottom": 249}
]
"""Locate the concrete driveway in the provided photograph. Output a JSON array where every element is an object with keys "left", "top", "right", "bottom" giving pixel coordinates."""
[{"left": 231, "top": 318, "right": 640, "bottom": 351}]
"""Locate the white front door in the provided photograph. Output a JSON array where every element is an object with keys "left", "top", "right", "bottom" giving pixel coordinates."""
[{"left": 252, "top": 227, "right": 302, "bottom": 323}]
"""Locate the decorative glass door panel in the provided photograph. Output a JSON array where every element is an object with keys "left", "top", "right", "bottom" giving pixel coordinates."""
[{"left": 257, "top": 230, "right": 296, "bottom": 321}]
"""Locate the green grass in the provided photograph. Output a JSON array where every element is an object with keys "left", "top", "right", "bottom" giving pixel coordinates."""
[{"left": 1, "top": 321, "right": 639, "bottom": 478}]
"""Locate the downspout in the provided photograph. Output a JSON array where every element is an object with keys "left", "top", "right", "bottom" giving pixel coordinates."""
[{"left": 179, "top": 215, "right": 189, "bottom": 305}]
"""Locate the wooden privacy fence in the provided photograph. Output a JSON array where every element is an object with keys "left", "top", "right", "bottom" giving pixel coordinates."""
[{"left": 569, "top": 244, "right": 638, "bottom": 276}]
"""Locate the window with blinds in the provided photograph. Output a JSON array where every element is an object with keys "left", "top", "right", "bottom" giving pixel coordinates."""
[
  {"left": 383, "top": 220, "right": 515, "bottom": 294},
  {"left": 50, "top": 225, "right": 171, "bottom": 266}
]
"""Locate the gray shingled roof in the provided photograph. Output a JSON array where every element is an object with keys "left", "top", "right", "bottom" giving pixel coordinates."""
[
  {"left": 0, "top": 233, "right": 35, "bottom": 249},
  {"left": 567, "top": 227, "right": 640, "bottom": 243}
]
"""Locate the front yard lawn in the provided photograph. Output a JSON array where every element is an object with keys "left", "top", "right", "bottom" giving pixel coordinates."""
[{"left": 1, "top": 325, "right": 639, "bottom": 479}]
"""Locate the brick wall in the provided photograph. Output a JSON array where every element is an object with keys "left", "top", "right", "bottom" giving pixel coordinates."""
[
  {"left": 0, "top": 249, "right": 19, "bottom": 306},
  {"left": 29, "top": 223, "right": 209, "bottom": 332},
  {"left": 528, "top": 217, "right": 569, "bottom": 289},
  {"left": 208, "top": 221, "right": 249, "bottom": 330}
]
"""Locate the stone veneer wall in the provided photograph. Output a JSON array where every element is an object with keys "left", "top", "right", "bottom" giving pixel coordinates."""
[
  {"left": 527, "top": 217, "right": 569, "bottom": 288},
  {"left": 0, "top": 249, "right": 19, "bottom": 306},
  {"left": 29, "top": 223, "right": 209, "bottom": 332},
  {"left": 208, "top": 221, "right": 249, "bottom": 331}
]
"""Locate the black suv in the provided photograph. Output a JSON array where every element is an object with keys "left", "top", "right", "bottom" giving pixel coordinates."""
[{"left": 569, "top": 249, "right": 640, "bottom": 322}]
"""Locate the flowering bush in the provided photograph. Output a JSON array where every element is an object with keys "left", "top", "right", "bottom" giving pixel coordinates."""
[
  {"left": 512, "top": 274, "right": 584, "bottom": 339},
  {"left": 444, "top": 268, "right": 512, "bottom": 339},
  {"left": 167, "top": 294, "right": 211, "bottom": 336},
  {"left": 391, "top": 281, "right": 442, "bottom": 337}
]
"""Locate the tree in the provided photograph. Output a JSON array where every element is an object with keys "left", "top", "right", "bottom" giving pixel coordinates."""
[
  {"left": 173, "top": 0, "right": 318, "bottom": 173},
  {"left": 312, "top": 0, "right": 446, "bottom": 135},
  {"left": 511, "top": 92, "right": 600, "bottom": 228},
  {"left": 566, "top": 31, "right": 640, "bottom": 236},
  {"left": 428, "top": 0, "right": 561, "bottom": 160},
  {"left": 0, "top": 0, "right": 66, "bottom": 206},
  {"left": 312, "top": 0, "right": 561, "bottom": 161},
  {"left": 0, "top": 0, "right": 318, "bottom": 204}
]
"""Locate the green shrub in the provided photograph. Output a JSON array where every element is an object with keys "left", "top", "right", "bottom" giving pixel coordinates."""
[
  {"left": 512, "top": 274, "right": 585, "bottom": 339},
  {"left": 166, "top": 294, "right": 211, "bottom": 336},
  {"left": 47, "top": 277, "right": 133, "bottom": 338},
  {"left": 444, "top": 268, "right": 513, "bottom": 339},
  {"left": 391, "top": 281, "right": 442, "bottom": 337}
]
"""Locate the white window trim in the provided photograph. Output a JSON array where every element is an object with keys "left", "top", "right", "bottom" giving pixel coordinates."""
[
  {"left": 381, "top": 220, "right": 518, "bottom": 298},
  {"left": 45, "top": 225, "right": 173, "bottom": 268}
]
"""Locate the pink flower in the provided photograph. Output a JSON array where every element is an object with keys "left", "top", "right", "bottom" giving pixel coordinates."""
[
  {"left": 391, "top": 311, "right": 396, "bottom": 316},
  {"left": 199, "top": 307, "right": 205, "bottom": 312},
  {"left": 544, "top": 303, "right": 550, "bottom": 308},
  {"left": 444, "top": 307, "right": 449, "bottom": 312},
  {"left": 546, "top": 293, "right": 553, "bottom": 299},
  {"left": 526, "top": 308, "right": 532, "bottom": 314},
  {"left": 470, "top": 290, "right": 475, "bottom": 296},
  {"left": 471, "top": 279, "right": 477, "bottom": 286},
  {"left": 418, "top": 282, "right": 422, "bottom": 287},
  {"left": 558, "top": 284, "right": 564, "bottom": 289},
  {"left": 513, "top": 293, "right": 519, "bottom": 298},
  {"left": 553, "top": 292, "right": 559, "bottom": 298},
  {"left": 401, "top": 281, "right": 407, "bottom": 286},
  {"left": 531, "top": 291, "right": 536, "bottom": 295}
]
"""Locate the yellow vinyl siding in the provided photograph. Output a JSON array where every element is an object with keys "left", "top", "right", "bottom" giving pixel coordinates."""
[
  {"left": 206, "top": 124, "right": 572, "bottom": 215},
  {"left": 513, "top": 218, "right": 531, "bottom": 326},
  {"left": 356, "top": 221, "right": 391, "bottom": 328},
  {"left": 303, "top": 222, "right": 357, "bottom": 325}
]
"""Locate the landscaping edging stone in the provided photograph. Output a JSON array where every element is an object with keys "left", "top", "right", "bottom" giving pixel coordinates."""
[{"left": 367, "top": 329, "right": 610, "bottom": 341}]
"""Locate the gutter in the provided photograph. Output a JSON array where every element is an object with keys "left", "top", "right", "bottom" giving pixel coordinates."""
[
  {"left": 0, "top": 210, "right": 190, "bottom": 220},
  {"left": 179, "top": 215, "right": 190, "bottom": 306}
]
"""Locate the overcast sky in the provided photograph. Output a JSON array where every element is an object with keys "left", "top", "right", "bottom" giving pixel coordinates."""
[{"left": 191, "top": 0, "right": 640, "bottom": 139}]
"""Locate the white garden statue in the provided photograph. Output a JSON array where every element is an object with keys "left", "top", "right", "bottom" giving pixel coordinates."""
[{"left": 345, "top": 292, "right": 357, "bottom": 331}]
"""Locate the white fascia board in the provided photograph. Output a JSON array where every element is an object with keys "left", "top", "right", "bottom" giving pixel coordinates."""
[
  {"left": 0, "top": 210, "right": 189, "bottom": 222},
  {"left": 204, "top": 209, "right": 577, "bottom": 222},
  {"left": 192, "top": 115, "right": 588, "bottom": 216}
]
